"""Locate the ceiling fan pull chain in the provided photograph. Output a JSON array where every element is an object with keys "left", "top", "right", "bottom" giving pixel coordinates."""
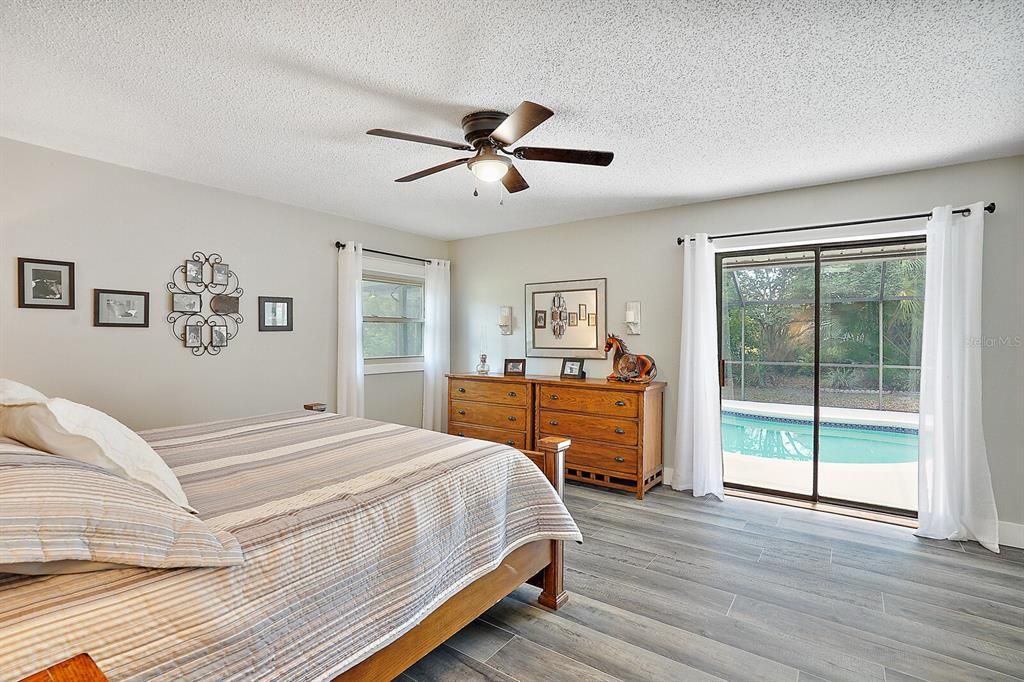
[
  {"left": 473, "top": 184, "right": 479, "bottom": 197},
  {"left": 499, "top": 184, "right": 504, "bottom": 206}
]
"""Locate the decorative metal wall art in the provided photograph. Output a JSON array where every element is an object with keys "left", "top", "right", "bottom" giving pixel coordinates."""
[{"left": 166, "top": 252, "right": 243, "bottom": 356}]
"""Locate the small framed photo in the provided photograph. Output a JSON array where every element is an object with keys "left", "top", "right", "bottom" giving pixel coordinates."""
[
  {"left": 579, "top": 303, "right": 587, "bottom": 318},
  {"left": 184, "top": 324, "right": 203, "bottom": 347},
  {"left": 503, "top": 358, "right": 526, "bottom": 376},
  {"left": 259, "top": 296, "right": 293, "bottom": 331},
  {"left": 185, "top": 259, "right": 204, "bottom": 283},
  {"left": 94, "top": 289, "right": 149, "bottom": 327},
  {"left": 211, "top": 325, "right": 229, "bottom": 347},
  {"left": 568, "top": 312, "right": 578, "bottom": 327},
  {"left": 560, "top": 358, "right": 586, "bottom": 379},
  {"left": 212, "top": 263, "right": 230, "bottom": 285},
  {"left": 17, "top": 258, "right": 75, "bottom": 309},
  {"left": 587, "top": 313, "right": 597, "bottom": 326},
  {"left": 534, "top": 310, "right": 547, "bottom": 329},
  {"left": 172, "top": 292, "right": 202, "bottom": 313}
]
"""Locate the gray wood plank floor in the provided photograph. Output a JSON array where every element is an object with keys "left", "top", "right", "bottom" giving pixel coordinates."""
[{"left": 400, "top": 484, "right": 1024, "bottom": 682}]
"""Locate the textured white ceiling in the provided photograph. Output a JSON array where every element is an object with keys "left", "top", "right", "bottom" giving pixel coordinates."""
[{"left": 2, "top": 2, "right": 1023, "bottom": 240}]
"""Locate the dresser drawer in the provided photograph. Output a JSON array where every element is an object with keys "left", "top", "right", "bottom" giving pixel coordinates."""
[
  {"left": 564, "top": 440, "right": 638, "bottom": 475},
  {"left": 450, "top": 379, "right": 529, "bottom": 406},
  {"left": 450, "top": 400, "right": 527, "bottom": 431},
  {"left": 537, "top": 385, "right": 639, "bottom": 417},
  {"left": 538, "top": 410, "right": 638, "bottom": 446},
  {"left": 449, "top": 423, "right": 526, "bottom": 449}
]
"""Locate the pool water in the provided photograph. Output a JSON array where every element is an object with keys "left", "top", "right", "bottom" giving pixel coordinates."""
[{"left": 721, "top": 411, "right": 918, "bottom": 464}]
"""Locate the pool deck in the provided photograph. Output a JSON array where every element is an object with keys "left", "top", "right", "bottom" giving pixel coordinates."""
[
  {"left": 723, "top": 400, "right": 918, "bottom": 511},
  {"left": 722, "top": 399, "right": 918, "bottom": 429}
]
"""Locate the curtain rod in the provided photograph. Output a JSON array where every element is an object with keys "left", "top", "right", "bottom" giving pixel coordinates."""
[
  {"left": 334, "top": 241, "right": 431, "bottom": 264},
  {"left": 675, "top": 202, "right": 995, "bottom": 245}
]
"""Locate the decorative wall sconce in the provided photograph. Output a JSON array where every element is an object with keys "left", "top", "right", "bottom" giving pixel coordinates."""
[
  {"left": 625, "top": 301, "right": 641, "bottom": 335},
  {"left": 498, "top": 305, "right": 513, "bottom": 335}
]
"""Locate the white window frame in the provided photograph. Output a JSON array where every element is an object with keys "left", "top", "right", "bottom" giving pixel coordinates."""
[{"left": 362, "top": 256, "right": 425, "bottom": 375}]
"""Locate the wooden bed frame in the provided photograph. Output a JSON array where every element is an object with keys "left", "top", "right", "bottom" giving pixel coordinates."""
[{"left": 21, "top": 436, "right": 572, "bottom": 682}]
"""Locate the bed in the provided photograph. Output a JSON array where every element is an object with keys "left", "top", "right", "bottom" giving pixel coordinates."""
[{"left": 1, "top": 411, "right": 581, "bottom": 681}]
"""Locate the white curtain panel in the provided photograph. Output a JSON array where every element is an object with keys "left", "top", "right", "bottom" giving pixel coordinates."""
[
  {"left": 673, "top": 233, "right": 725, "bottom": 500},
  {"left": 336, "top": 241, "right": 364, "bottom": 417},
  {"left": 916, "top": 203, "right": 999, "bottom": 552},
  {"left": 422, "top": 259, "right": 451, "bottom": 431}
]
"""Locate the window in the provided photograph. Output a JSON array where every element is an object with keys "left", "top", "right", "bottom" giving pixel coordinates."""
[{"left": 362, "top": 276, "right": 424, "bottom": 359}]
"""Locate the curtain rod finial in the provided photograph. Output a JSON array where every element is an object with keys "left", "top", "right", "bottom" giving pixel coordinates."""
[
  {"left": 335, "top": 241, "right": 344, "bottom": 249},
  {"left": 985, "top": 202, "right": 996, "bottom": 214},
  {"left": 676, "top": 236, "right": 684, "bottom": 245}
]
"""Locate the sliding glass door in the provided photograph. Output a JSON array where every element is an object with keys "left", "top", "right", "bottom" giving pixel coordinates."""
[{"left": 718, "top": 239, "right": 924, "bottom": 514}]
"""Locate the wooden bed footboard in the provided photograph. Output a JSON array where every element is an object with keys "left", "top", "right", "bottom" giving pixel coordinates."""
[{"left": 339, "top": 435, "right": 572, "bottom": 681}]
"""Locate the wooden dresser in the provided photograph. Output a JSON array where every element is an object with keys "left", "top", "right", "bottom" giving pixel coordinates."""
[{"left": 447, "top": 373, "right": 665, "bottom": 498}]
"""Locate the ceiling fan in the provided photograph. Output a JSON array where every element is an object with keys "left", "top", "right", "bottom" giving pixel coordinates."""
[{"left": 366, "top": 101, "right": 613, "bottom": 194}]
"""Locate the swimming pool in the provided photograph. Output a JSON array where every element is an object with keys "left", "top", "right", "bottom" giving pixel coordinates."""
[{"left": 721, "top": 411, "right": 918, "bottom": 464}]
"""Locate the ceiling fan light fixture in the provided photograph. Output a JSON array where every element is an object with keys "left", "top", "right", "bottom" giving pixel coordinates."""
[{"left": 468, "top": 153, "right": 511, "bottom": 183}]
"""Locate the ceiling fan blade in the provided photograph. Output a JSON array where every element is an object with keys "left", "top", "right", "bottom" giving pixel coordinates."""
[
  {"left": 501, "top": 163, "right": 529, "bottom": 193},
  {"left": 489, "top": 101, "right": 554, "bottom": 146},
  {"left": 367, "top": 128, "right": 472, "bottom": 151},
  {"left": 513, "top": 147, "right": 614, "bottom": 166},
  {"left": 395, "top": 158, "right": 469, "bottom": 182}
]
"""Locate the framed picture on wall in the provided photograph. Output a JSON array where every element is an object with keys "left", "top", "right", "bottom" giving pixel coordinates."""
[
  {"left": 94, "top": 288, "right": 149, "bottom": 327},
  {"left": 525, "top": 278, "right": 606, "bottom": 359},
  {"left": 185, "top": 259, "right": 204, "bottom": 284},
  {"left": 258, "top": 296, "right": 293, "bottom": 331},
  {"left": 172, "top": 292, "right": 202, "bottom": 313},
  {"left": 184, "top": 324, "right": 203, "bottom": 347},
  {"left": 211, "top": 325, "right": 229, "bottom": 347},
  {"left": 17, "top": 258, "right": 75, "bottom": 309}
]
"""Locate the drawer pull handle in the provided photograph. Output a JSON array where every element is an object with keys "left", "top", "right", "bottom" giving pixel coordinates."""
[
  {"left": 458, "top": 387, "right": 466, "bottom": 393},
  {"left": 508, "top": 391, "right": 517, "bottom": 397},
  {"left": 507, "top": 415, "right": 517, "bottom": 422},
  {"left": 506, "top": 440, "right": 515, "bottom": 446},
  {"left": 614, "top": 456, "right": 626, "bottom": 462},
  {"left": 550, "top": 394, "right": 559, "bottom": 400},
  {"left": 548, "top": 419, "right": 559, "bottom": 426},
  {"left": 614, "top": 427, "right": 625, "bottom": 434},
  {"left": 456, "top": 432, "right": 465, "bottom": 437},
  {"left": 615, "top": 400, "right": 626, "bottom": 406},
  {"left": 457, "top": 409, "right": 466, "bottom": 415}
]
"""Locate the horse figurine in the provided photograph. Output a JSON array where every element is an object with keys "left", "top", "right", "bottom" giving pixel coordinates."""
[{"left": 605, "top": 334, "right": 658, "bottom": 383}]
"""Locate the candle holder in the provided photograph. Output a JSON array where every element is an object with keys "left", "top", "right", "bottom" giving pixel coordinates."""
[
  {"left": 625, "top": 301, "right": 641, "bottom": 335},
  {"left": 498, "top": 305, "right": 513, "bottom": 335}
]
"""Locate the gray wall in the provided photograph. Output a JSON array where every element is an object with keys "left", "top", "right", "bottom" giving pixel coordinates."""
[
  {"left": 0, "top": 138, "right": 446, "bottom": 429},
  {"left": 449, "top": 155, "right": 1024, "bottom": 528}
]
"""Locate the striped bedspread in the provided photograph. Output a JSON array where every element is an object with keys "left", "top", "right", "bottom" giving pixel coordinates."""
[{"left": 0, "top": 412, "right": 582, "bottom": 681}]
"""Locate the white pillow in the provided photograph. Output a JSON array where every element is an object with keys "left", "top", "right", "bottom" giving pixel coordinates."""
[
  {"left": 0, "top": 398, "right": 194, "bottom": 512},
  {"left": 0, "top": 378, "right": 47, "bottom": 406}
]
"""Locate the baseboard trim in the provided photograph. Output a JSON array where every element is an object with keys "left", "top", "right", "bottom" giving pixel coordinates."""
[{"left": 1000, "top": 521, "right": 1024, "bottom": 549}]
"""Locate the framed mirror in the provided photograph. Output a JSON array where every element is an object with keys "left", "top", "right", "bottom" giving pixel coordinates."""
[{"left": 525, "top": 278, "right": 606, "bottom": 358}]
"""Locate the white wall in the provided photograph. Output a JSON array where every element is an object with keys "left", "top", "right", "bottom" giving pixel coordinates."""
[
  {"left": 0, "top": 138, "right": 447, "bottom": 429},
  {"left": 449, "top": 156, "right": 1024, "bottom": 529}
]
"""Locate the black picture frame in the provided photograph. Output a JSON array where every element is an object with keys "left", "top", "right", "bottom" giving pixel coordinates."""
[
  {"left": 560, "top": 358, "right": 586, "bottom": 379},
  {"left": 534, "top": 310, "right": 547, "bottom": 329},
  {"left": 568, "top": 312, "right": 578, "bottom": 327},
  {"left": 93, "top": 288, "right": 149, "bottom": 327},
  {"left": 185, "top": 259, "right": 204, "bottom": 283},
  {"left": 172, "top": 292, "right": 202, "bottom": 313},
  {"left": 258, "top": 296, "right": 293, "bottom": 332},
  {"left": 503, "top": 358, "right": 526, "bottom": 376},
  {"left": 17, "top": 257, "right": 75, "bottom": 309},
  {"left": 211, "top": 325, "right": 229, "bottom": 347},
  {"left": 184, "top": 324, "right": 203, "bottom": 347}
]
